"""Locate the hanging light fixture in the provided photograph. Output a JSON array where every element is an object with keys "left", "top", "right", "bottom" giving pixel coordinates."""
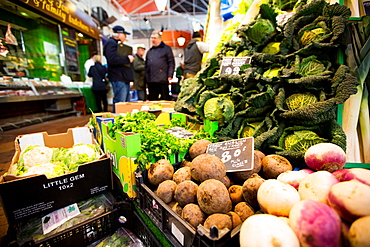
[
  {"left": 177, "top": 34, "right": 186, "bottom": 46},
  {"left": 155, "top": 0, "right": 167, "bottom": 11}
]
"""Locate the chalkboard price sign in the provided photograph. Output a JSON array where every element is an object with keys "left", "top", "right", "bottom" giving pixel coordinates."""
[
  {"left": 206, "top": 137, "right": 254, "bottom": 172},
  {"left": 220, "top": 57, "right": 252, "bottom": 75}
]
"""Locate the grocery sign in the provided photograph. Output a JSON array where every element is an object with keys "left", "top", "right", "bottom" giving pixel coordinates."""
[
  {"left": 220, "top": 56, "right": 252, "bottom": 75},
  {"left": 206, "top": 137, "right": 254, "bottom": 172}
]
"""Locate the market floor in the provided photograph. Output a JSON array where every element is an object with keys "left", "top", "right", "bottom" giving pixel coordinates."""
[{"left": 0, "top": 113, "right": 92, "bottom": 245}]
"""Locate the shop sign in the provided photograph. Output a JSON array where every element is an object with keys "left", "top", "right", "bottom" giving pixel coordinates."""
[
  {"left": 220, "top": 56, "right": 252, "bottom": 75},
  {"left": 15, "top": 0, "right": 100, "bottom": 39},
  {"left": 63, "top": 36, "right": 79, "bottom": 74},
  {"left": 206, "top": 137, "right": 254, "bottom": 172}
]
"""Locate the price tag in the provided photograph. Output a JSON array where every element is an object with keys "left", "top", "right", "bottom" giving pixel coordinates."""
[
  {"left": 220, "top": 57, "right": 252, "bottom": 75},
  {"left": 206, "top": 137, "right": 254, "bottom": 172}
]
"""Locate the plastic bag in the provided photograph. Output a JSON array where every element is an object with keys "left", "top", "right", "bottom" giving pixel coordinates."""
[
  {"left": 5, "top": 24, "right": 18, "bottom": 46},
  {"left": 89, "top": 227, "right": 145, "bottom": 247}
]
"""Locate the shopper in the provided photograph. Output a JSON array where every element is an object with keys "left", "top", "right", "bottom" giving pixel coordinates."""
[
  {"left": 172, "top": 62, "right": 184, "bottom": 100},
  {"left": 103, "top": 25, "right": 135, "bottom": 112},
  {"left": 88, "top": 55, "right": 108, "bottom": 112},
  {"left": 145, "top": 31, "right": 175, "bottom": 101},
  {"left": 133, "top": 45, "right": 147, "bottom": 101},
  {"left": 84, "top": 52, "right": 97, "bottom": 83},
  {"left": 184, "top": 31, "right": 209, "bottom": 79}
]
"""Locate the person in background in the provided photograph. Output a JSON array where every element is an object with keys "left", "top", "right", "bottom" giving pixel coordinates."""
[
  {"left": 103, "top": 25, "right": 135, "bottom": 112},
  {"left": 84, "top": 52, "right": 97, "bottom": 83},
  {"left": 145, "top": 31, "right": 175, "bottom": 101},
  {"left": 173, "top": 62, "right": 184, "bottom": 100},
  {"left": 184, "top": 31, "right": 209, "bottom": 79},
  {"left": 88, "top": 55, "right": 108, "bottom": 112},
  {"left": 133, "top": 45, "right": 146, "bottom": 101}
]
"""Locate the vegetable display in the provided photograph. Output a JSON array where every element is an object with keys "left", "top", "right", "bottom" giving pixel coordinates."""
[{"left": 175, "top": 0, "right": 358, "bottom": 166}]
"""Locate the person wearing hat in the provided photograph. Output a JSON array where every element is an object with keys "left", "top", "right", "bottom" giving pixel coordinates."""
[
  {"left": 184, "top": 31, "right": 209, "bottom": 79},
  {"left": 133, "top": 44, "right": 147, "bottom": 101},
  {"left": 145, "top": 30, "right": 175, "bottom": 101},
  {"left": 103, "top": 25, "right": 135, "bottom": 112}
]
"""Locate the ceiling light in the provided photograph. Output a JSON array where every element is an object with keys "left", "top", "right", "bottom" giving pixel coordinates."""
[
  {"left": 78, "top": 33, "right": 84, "bottom": 37},
  {"left": 177, "top": 35, "right": 186, "bottom": 46}
]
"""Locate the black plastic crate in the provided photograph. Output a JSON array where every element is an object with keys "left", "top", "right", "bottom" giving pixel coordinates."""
[
  {"left": 132, "top": 211, "right": 162, "bottom": 247},
  {"left": 5, "top": 194, "right": 132, "bottom": 247},
  {"left": 135, "top": 170, "right": 240, "bottom": 247}
]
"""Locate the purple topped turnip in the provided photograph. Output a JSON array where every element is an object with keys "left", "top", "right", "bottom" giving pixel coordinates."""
[{"left": 304, "top": 143, "right": 346, "bottom": 172}]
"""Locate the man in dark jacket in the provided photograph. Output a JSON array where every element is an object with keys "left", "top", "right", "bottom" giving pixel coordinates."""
[
  {"left": 145, "top": 31, "right": 175, "bottom": 101},
  {"left": 88, "top": 55, "right": 108, "bottom": 112},
  {"left": 103, "top": 25, "right": 134, "bottom": 112},
  {"left": 184, "top": 31, "right": 209, "bottom": 79},
  {"left": 133, "top": 45, "right": 146, "bottom": 101}
]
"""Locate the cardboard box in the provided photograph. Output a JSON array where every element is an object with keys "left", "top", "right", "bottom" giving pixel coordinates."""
[
  {"left": 90, "top": 112, "right": 115, "bottom": 149},
  {"left": 0, "top": 127, "right": 113, "bottom": 224},
  {"left": 115, "top": 101, "right": 175, "bottom": 113}
]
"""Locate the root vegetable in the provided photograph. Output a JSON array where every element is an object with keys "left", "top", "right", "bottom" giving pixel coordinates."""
[
  {"left": 304, "top": 143, "right": 346, "bottom": 172},
  {"left": 328, "top": 180, "right": 370, "bottom": 222},
  {"left": 348, "top": 216, "right": 370, "bottom": 247},
  {"left": 197, "top": 179, "right": 232, "bottom": 215},
  {"left": 232, "top": 150, "right": 263, "bottom": 183},
  {"left": 227, "top": 211, "right": 242, "bottom": 229},
  {"left": 257, "top": 179, "right": 300, "bottom": 217},
  {"left": 174, "top": 180, "right": 198, "bottom": 207},
  {"left": 242, "top": 173, "right": 265, "bottom": 210},
  {"left": 332, "top": 168, "right": 370, "bottom": 186},
  {"left": 277, "top": 170, "right": 312, "bottom": 189},
  {"left": 168, "top": 201, "right": 183, "bottom": 215},
  {"left": 190, "top": 153, "right": 226, "bottom": 182},
  {"left": 228, "top": 185, "right": 243, "bottom": 204},
  {"left": 261, "top": 154, "right": 293, "bottom": 179},
  {"left": 189, "top": 139, "right": 212, "bottom": 159},
  {"left": 181, "top": 203, "right": 206, "bottom": 228},
  {"left": 298, "top": 171, "right": 339, "bottom": 204},
  {"left": 240, "top": 214, "right": 300, "bottom": 247},
  {"left": 234, "top": 202, "right": 254, "bottom": 222},
  {"left": 148, "top": 159, "right": 174, "bottom": 186},
  {"left": 172, "top": 167, "right": 191, "bottom": 184},
  {"left": 203, "top": 213, "right": 232, "bottom": 231},
  {"left": 156, "top": 180, "right": 177, "bottom": 203},
  {"left": 289, "top": 200, "right": 342, "bottom": 247},
  {"left": 220, "top": 175, "right": 231, "bottom": 188}
]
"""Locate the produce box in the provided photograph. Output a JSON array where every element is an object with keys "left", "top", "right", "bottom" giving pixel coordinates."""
[
  {"left": 0, "top": 127, "right": 113, "bottom": 224},
  {"left": 6, "top": 192, "right": 136, "bottom": 247},
  {"left": 90, "top": 112, "right": 115, "bottom": 149},
  {"left": 101, "top": 112, "right": 202, "bottom": 198},
  {"left": 135, "top": 170, "right": 240, "bottom": 247},
  {"left": 115, "top": 100, "right": 175, "bottom": 113}
]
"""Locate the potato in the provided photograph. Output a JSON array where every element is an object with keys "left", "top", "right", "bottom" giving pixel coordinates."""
[
  {"left": 234, "top": 202, "right": 255, "bottom": 222},
  {"left": 203, "top": 213, "right": 232, "bottom": 231},
  {"left": 148, "top": 159, "right": 174, "bottom": 186},
  {"left": 173, "top": 167, "right": 191, "bottom": 184},
  {"left": 191, "top": 153, "right": 226, "bottom": 182},
  {"left": 181, "top": 159, "right": 192, "bottom": 168},
  {"left": 242, "top": 173, "right": 265, "bottom": 210},
  {"left": 182, "top": 203, "right": 206, "bottom": 228},
  {"left": 261, "top": 154, "right": 292, "bottom": 179},
  {"left": 229, "top": 185, "right": 244, "bottom": 204},
  {"left": 231, "top": 150, "right": 263, "bottom": 183},
  {"left": 197, "top": 179, "right": 232, "bottom": 215},
  {"left": 156, "top": 180, "right": 177, "bottom": 203},
  {"left": 189, "top": 139, "right": 212, "bottom": 159},
  {"left": 168, "top": 201, "right": 183, "bottom": 216},
  {"left": 227, "top": 211, "right": 242, "bottom": 229},
  {"left": 174, "top": 180, "right": 199, "bottom": 207}
]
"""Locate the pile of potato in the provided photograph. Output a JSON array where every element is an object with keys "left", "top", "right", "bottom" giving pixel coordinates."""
[{"left": 147, "top": 139, "right": 294, "bottom": 233}]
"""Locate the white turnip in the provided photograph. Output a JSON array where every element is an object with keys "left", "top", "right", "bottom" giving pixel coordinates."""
[
  {"left": 277, "top": 170, "right": 312, "bottom": 189},
  {"left": 304, "top": 143, "right": 346, "bottom": 172},
  {"left": 332, "top": 168, "right": 370, "bottom": 186}
]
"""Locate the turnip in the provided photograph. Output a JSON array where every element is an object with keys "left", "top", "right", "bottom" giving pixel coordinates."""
[
  {"left": 289, "top": 200, "right": 342, "bottom": 247},
  {"left": 277, "top": 170, "right": 312, "bottom": 189},
  {"left": 348, "top": 216, "right": 370, "bottom": 247},
  {"left": 240, "top": 214, "right": 300, "bottom": 247},
  {"left": 298, "top": 171, "right": 339, "bottom": 204},
  {"left": 332, "top": 168, "right": 370, "bottom": 186},
  {"left": 304, "top": 143, "right": 346, "bottom": 172},
  {"left": 328, "top": 180, "right": 370, "bottom": 223},
  {"left": 257, "top": 179, "right": 300, "bottom": 217}
]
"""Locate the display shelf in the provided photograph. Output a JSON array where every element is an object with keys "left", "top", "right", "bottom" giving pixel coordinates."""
[{"left": 0, "top": 93, "right": 82, "bottom": 103}]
